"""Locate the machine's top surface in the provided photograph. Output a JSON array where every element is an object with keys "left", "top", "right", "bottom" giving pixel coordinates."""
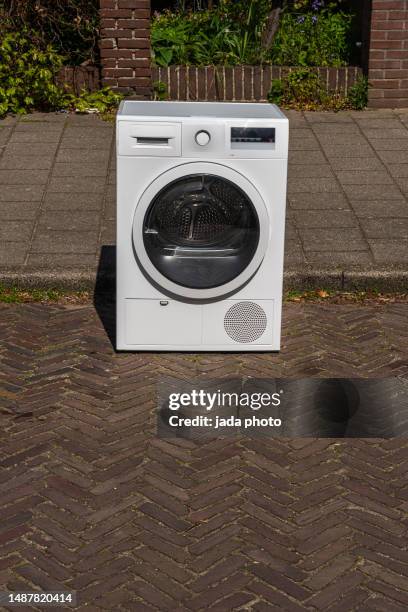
[{"left": 118, "top": 100, "right": 286, "bottom": 120}]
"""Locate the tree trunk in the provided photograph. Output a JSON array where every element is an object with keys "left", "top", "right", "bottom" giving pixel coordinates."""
[{"left": 261, "top": 7, "right": 281, "bottom": 51}]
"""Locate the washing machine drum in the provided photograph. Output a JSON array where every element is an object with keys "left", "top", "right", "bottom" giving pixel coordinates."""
[{"left": 143, "top": 174, "right": 260, "bottom": 289}]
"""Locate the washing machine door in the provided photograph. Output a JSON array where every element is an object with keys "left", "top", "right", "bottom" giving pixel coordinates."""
[{"left": 133, "top": 162, "right": 269, "bottom": 300}]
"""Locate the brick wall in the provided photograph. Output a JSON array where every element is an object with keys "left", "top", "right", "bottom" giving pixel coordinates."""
[
  {"left": 99, "top": 0, "right": 151, "bottom": 97},
  {"left": 369, "top": 0, "right": 408, "bottom": 108}
]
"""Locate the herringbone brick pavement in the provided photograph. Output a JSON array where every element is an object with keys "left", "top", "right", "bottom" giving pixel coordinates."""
[{"left": 0, "top": 301, "right": 407, "bottom": 610}]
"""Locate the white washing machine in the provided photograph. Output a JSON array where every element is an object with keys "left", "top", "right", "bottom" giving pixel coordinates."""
[{"left": 116, "top": 101, "right": 289, "bottom": 351}]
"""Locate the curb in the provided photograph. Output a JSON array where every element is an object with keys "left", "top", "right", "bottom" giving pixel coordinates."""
[
  {"left": 0, "top": 266, "right": 407, "bottom": 293},
  {"left": 284, "top": 267, "right": 408, "bottom": 292}
]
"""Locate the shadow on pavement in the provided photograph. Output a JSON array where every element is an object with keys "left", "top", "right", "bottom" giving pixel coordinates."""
[{"left": 94, "top": 245, "right": 116, "bottom": 350}]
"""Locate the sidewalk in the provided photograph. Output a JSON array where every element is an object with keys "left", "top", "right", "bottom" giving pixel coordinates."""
[{"left": 0, "top": 108, "right": 407, "bottom": 290}]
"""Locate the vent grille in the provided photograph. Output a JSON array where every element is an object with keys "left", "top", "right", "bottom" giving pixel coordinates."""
[{"left": 224, "top": 302, "right": 267, "bottom": 343}]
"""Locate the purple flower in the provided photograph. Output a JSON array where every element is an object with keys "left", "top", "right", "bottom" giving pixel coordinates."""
[
  {"left": 312, "top": 0, "right": 324, "bottom": 10},
  {"left": 297, "top": 16, "right": 305, "bottom": 23},
  {"left": 312, "top": 15, "right": 318, "bottom": 24}
]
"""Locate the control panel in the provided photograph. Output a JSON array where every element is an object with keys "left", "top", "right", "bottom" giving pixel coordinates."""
[{"left": 118, "top": 119, "right": 286, "bottom": 159}]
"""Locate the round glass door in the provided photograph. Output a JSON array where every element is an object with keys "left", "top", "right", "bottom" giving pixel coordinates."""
[{"left": 142, "top": 174, "right": 260, "bottom": 289}]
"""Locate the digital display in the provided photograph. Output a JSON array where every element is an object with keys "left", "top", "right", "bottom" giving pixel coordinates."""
[{"left": 231, "top": 127, "right": 275, "bottom": 144}]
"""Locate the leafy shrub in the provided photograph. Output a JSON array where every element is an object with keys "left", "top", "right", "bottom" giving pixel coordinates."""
[
  {"left": 347, "top": 75, "right": 370, "bottom": 110},
  {"left": 0, "top": 0, "right": 99, "bottom": 65},
  {"left": 270, "top": 10, "right": 353, "bottom": 67},
  {"left": 268, "top": 68, "right": 327, "bottom": 106},
  {"left": 0, "top": 31, "right": 122, "bottom": 117},
  {"left": 66, "top": 88, "right": 124, "bottom": 114},
  {"left": 0, "top": 31, "right": 66, "bottom": 116},
  {"left": 151, "top": 4, "right": 278, "bottom": 66},
  {"left": 267, "top": 67, "right": 369, "bottom": 110},
  {"left": 151, "top": 2, "right": 354, "bottom": 67},
  {"left": 151, "top": 9, "right": 251, "bottom": 66}
]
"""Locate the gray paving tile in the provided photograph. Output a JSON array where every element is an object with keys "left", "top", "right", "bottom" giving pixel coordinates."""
[
  {"left": 6, "top": 143, "right": 58, "bottom": 157},
  {"left": 335, "top": 171, "right": 394, "bottom": 185},
  {"left": 284, "top": 110, "right": 306, "bottom": 121},
  {"left": 316, "top": 135, "right": 369, "bottom": 147},
  {"left": 328, "top": 157, "right": 385, "bottom": 172},
  {"left": 288, "top": 165, "right": 333, "bottom": 179},
  {"left": 26, "top": 253, "right": 96, "bottom": 267},
  {"left": 288, "top": 178, "right": 340, "bottom": 194},
  {"left": 65, "top": 115, "right": 113, "bottom": 127},
  {"left": 370, "top": 140, "right": 408, "bottom": 151},
  {"left": 304, "top": 111, "right": 353, "bottom": 123},
  {"left": 0, "top": 242, "right": 27, "bottom": 265},
  {"left": 9, "top": 132, "right": 61, "bottom": 144},
  {"left": 351, "top": 118, "right": 403, "bottom": 130},
  {"left": 350, "top": 200, "right": 408, "bottom": 218},
  {"left": 0, "top": 128, "right": 12, "bottom": 146},
  {"left": 288, "top": 137, "right": 320, "bottom": 151},
  {"left": 15, "top": 122, "right": 64, "bottom": 133},
  {"left": 288, "top": 193, "right": 349, "bottom": 210},
  {"left": 59, "top": 137, "right": 111, "bottom": 150},
  {"left": 0, "top": 220, "right": 33, "bottom": 242},
  {"left": 0, "top": 170, "right": 49, "bottom": 185},
  {"left": 394, "top": 178, "right": 408, "bottom": 195},
  {"left": 64, "top": 126, "right": 114, "bottom": 139},
  {"left": 387, "top": 164, "right": 408, "bottom": 178},
  {"left": 284, "top": 240, "right": 305, "bottom": 264},
  {"left": 0, "top": 202, "right": 40, "bottom": 220},
  {"left": 293, "top": 210, "right": 357, "bottom": 228},
  {"left": 290, "top": 127, "right": 314, "bottom": 134},
  {"left": 361, "top": 218, "right": 408, "bottom": 239},
  {"left": 44, "top": 193, "right": 104, "bottom": 211},
  {"left": 100, "top": 221, "right": 116, "bottom": 244},
  {"left": 52, "top": 163, "right": 109, "bottom": 178},
  {"left": 300, "top": 228, "right": 367, "bottom": 252},
  {"left": 31, "top": 230, "right": 98, "bottom": 254},
  {"left": 47, "top": 176, "right": 106, "bottom": 194},
  {"left": 398, "top": 115, "right": 408, "bottom": 127},
  {"left": 362, "top": 128, "right": 408, "bottom": 140},
  {"left": 323, "top": 143, "right": 374, "bottom": 157},
  {"left": 0, "top": 186, "right": 44, "bottom": 202},
  {"left": 305, "top": 251, "right": 373, "bottom": 265},
  {"left": 349, "top": 109, "right": 395, "bottom": 118},
  {"left": 38, "top": 211, "right": 100, "bottom": 231},
  {"left": 312, "top": 125, "right": 361, "bottom": 136},
  {"left": 284, "top": 220, "right": 298, "bottom": 240},
  {"left": 368, "top": 239, "right": 408, "bottom": 263},
  {"left": 0, "top": 156, "right": 54, "bottom": 170},
  {"left": 19, "top": 112, "right": 67, "bottom": 123},
  {"left": 56, "top": 149, "right": 110, "bottom": 164},
  {"left": 342, "top": 183, "right": 404, "bottom": 200},
  {"left": 376, "top": 150, "right": 408, "bottom": 164},
  {"left": 288, "top": 150, "right": 326, "bottom": 164},
  {"left": 104, "top": 185, "right": 116, "bottom": 200},
  {"left": 104, "top": 199, "right": 116, "bottom": 220}
]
